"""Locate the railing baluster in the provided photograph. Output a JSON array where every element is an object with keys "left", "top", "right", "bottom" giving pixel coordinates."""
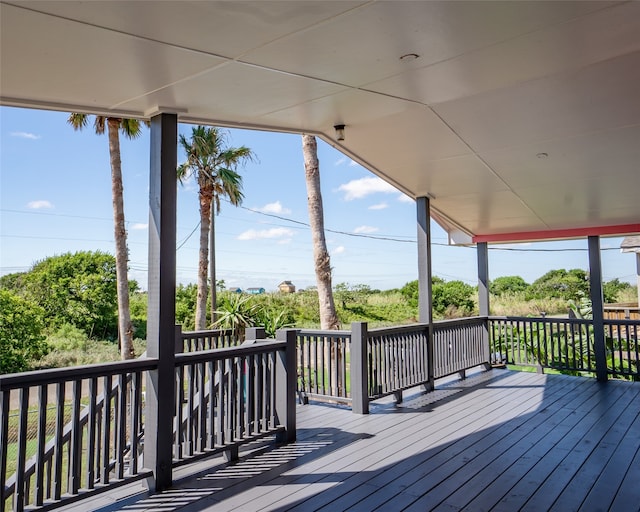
[
  {"left": 198, "top": 361, "right": 207, "bottom": 452},
  {"left": 100, "top": 375, "right": 111, "bottom": 485},
  {"left": 86, "top": 378, "right": 97, "bottom": 489},
  {"left": 207, "top": 361, "right": 215, "bottom": 449},
  {"left": 0, "top": 390, "right": 9, "bottom": 512},
  {"left": 216, "top": 359, "right": 225, "bottom": 446},
  {"left": 130, "top": 372, "right": 141, "bottom": 475},
  {"left": 13, "top": 388, "right": 29, "bottom": 512},
  {"left": 69, "top": 380, "right": 82, "bottom": 494},
  {"left": 53, "top": 382, "right": 65, "bottom": 500},
  {"left": 115, "top": 374, "right": 127, "bottom": 480},
  {"left": 34, "top": 385, "right": 47, "bottom": 505},
  {"left": 174, "top": 366, "right": 184, "bottom": 459}
]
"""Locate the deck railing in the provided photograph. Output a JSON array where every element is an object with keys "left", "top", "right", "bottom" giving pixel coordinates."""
[
  {"left": 295, "top": 329, "right": 352, "bottom": 402},
  {"left": 488, "top": 316, "right": 640, "bottom": 379},
  {"left": 1, "top": 329, "right": 296, "bottom": 512},
  {"left": 297, "top": 318, "right": 492, "bottom": 413},
  {"left": 0, "top": 359, "right": 156, "bottom": 512},
  {"left": 177, "top": 328, "right": 239, "bottom": 353},
  {"left": 173, "top": 338, "right": 293, "bottom": 465}
]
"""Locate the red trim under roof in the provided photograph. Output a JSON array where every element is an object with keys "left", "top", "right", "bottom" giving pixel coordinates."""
[{"left": 472, "top": 224, "right": 640, "bottom": 244}]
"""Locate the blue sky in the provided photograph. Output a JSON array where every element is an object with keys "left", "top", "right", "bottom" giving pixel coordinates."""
[{"left": 0, "top": 106, "right": 635, "bottom": 292}]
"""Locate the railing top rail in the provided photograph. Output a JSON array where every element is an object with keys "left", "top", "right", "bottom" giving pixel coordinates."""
[
  {"left": 488, "top": 315, "right": 590, "bottom": 324},
  {"left": 433, "top": 316, "right": 487, "bottom": 328},
  {"left": 0, "top": 357, "right": 159, "bottom": 390},
  {"left": 368, "top": 323, "right": 429, "bottom": 336},
  {"left": 175, "top": 339, "right": 287, "bottom": 365},
  {"left": 296, "top": 329, "right": 351, "bottom": 337},
  {"left": 180, "top": 328, "right": 234, "bottom": 338},
  {"left": 603, "top": 318, "right": 640, "bottom": 326}
]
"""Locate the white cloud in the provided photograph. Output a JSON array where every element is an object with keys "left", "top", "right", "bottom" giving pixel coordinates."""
[
  {"left": 398, "top": 194, "right": 414, "bottom": 203},
  {"left": 131, "top": 223, "right": 148, "bottom": 230},
  {"left": 338, "top": 176, "right": 397, "bottom": 200},
  {"left": 368, "top": 202, "right": 388, "bottom": 210},
  {"left": 11, "top": 131, "right": 41, "bottom": 140},
  {"left": 237, "top": 227, "right": 294, "bottom": 241},
  {"left": 335, "top": 156, "right": 360, "bottom": 167},
  {"left": 256, "top": 201, "right": 291, "bottom": 215},
  {"left": 27, "top": 200, "right": 53, "bottom": 209},
  {"left": 332, "top": 246, "right": 346, "bottom": 255},
  {"left": 353, "top": 225, "right": 379, "bottom": 234}
]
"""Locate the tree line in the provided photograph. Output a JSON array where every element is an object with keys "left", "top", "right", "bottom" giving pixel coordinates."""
[{"left": 1, "top": 249, "right": 633, "bottom": 373}]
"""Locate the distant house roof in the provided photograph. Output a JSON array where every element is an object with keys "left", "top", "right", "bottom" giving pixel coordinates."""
[
  {"left": 279, "top": 280, "right": 293, "bottom": 286},
  {"left": 621, "top": 236, "right": 640, "bottom": 254}
]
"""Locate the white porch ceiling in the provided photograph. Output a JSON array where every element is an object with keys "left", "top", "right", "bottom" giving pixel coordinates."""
[{"left": 2, "top": 1, "right": 639, "bottom": 244}]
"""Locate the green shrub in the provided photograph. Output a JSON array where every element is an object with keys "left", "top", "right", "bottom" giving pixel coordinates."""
[
  {"left": 527, "top": 269, "right": 589, "bottom": 301},
  {"left": 490, "top": 276, "right": 529, "bottom": 296},
  {"left": 46, "top": 323, "right": 89, "bottom": 351},
  {"left": 432, "top": 280, "right": 475, "bottom": 316},
  {"left": 24, "top": 251, "right": 118, "bottom": 339},
  {"left": 0, "top": 290, "right": 49, "bottom": 373}
]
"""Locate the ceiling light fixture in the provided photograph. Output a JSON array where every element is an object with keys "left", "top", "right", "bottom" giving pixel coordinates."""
[{"left": 334, "top": 124, "right": 345, "bottom": 141}]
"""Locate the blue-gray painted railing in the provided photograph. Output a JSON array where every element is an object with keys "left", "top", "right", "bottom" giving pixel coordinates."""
[
  {"left": 488, "top": 316, "right": 640, "bottom": 379},
  {"left": 295, "top": 329, "right": 352, "bottom": 401},
  {"left": 433, "top": 317, "right": 490, "bottom": 379},
  {"left": 0, "top": 328, "right": 296, "bottom": 512},
  {"left": 297, "top": 318, "right": 492, "bottom": 413},
  {"left": 0, "top": 359, "right": 156, "bottom": 512}
]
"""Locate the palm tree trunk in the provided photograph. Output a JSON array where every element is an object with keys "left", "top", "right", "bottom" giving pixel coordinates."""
[
  {"left": 107, "top": 119, "right": 135, "bottom": 359},
  {"left": 195, "top": 186, "right": 212, "bottom": 330},
  {"left": 210, "top": 207, "right": 217, "bottom": 324},
  {"left": 302, "top": 134, "right": 339, "bottom": 330}
]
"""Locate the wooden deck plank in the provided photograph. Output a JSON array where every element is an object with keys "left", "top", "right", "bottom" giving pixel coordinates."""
[
  {"left": 398, "top": 377, "right": 609, "bottom": 511},
  {"left": 493, "top": 381, "right": 638, "bottom": 512},
  {"left": 204, "top": 372, "right": 524, "bottom": 509},
  {"left": 550, "top": 385, "right": 640, "bottom": 511},
  {"left": 321, "top": 373, "right": 592, "bottom": 512},
  {"left": 242, "top": 371, "right": 547, "bottom": 511},
  {"left": 456, "top": 381, "right": 640, "bottom": 512},
  {"left": 519, "top": 383, "right": 639, "bottom": 512},
  {"left": 347, "top": 375, "right": 595, "bottom": 510},
  {"left": 609, "top": 441, "right": 640, "bottom": 512},
  {"left": 579, "top": 405, "right": 640, "bottom": 511}
]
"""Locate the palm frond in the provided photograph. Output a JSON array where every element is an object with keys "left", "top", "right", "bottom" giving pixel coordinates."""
[{"left": 67, "top": 113, "right": 88, "bottom": 131}]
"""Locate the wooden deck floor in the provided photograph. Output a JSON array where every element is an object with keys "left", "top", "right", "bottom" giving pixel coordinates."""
[{"left": 75, "top": 369, "right": 640, "bottom": 512}]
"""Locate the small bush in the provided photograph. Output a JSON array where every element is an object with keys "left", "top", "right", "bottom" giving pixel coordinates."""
[
  {"left": 46, "top": 324, "right": 89, "bottom": 351},
  {"left": 0, "top": 289, "right": 49, "bottom": 374}
]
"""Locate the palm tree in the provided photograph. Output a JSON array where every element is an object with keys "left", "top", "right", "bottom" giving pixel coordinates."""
[
  {"left": 302, "top": 134, "right": 339, "bottom": 330},
  {"left": 67, "top": 114, "right": 146, "bottom": 360},
  {"left": 177, "top": 126, "right": 254, "bottom": 330}
]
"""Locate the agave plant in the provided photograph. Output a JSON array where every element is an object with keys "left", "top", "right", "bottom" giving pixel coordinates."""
[{"left": 213, "top": 294, "right": 259, "bottom": 340}]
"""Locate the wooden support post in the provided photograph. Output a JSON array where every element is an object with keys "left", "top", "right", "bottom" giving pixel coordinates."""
[
  {"left": 477, "top": 241, "right": 492, "bottom": 369},
  {"left": 351, "top": 322, "right": 370, "bottom": 414},
  {"left": 275, "top": 330, "right": 297, "bottom": 442},
  {"left": 145, "top": 113, "right": 177, "bottom": 491},
  {"left": 174, "top": 324, "right": 183, "bottom": 354},
  {"left": 417, "top": 197, "right": 435, "bottom": 391},
  {"left": 588, "top": 236, "right": 608, "bottom": 382}
]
